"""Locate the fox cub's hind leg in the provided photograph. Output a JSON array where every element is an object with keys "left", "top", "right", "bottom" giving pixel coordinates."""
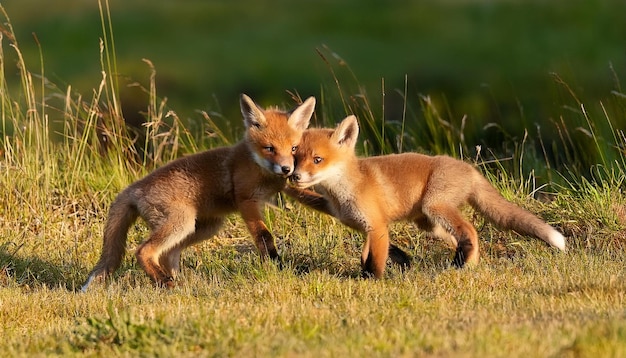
[
  {"left": 414, "top": 217, "right": 459, "bottom": 249},
  {"left": 421, "top": 205, "right": 480, "bottom": 268},
  {"left": 158, "top": 217, "right": 225, "bottom": 280},
  {"left": 135, "top": 214, "right": 197, "bottom": 287}
]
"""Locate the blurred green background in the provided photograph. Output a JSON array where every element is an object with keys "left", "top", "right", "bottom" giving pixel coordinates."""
[{"left": 3, "top": 0, "right": 626, "bottom": 154}]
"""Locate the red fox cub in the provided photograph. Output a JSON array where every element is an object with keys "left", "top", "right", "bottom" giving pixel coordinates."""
[
  {"left": 81, "top": 94, "right": 315, "bottom": 291},
  {"left": 285, "top": 115, "right": 566, "bottom": 278}
]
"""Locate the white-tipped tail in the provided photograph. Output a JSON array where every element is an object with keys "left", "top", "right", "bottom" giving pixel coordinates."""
[
  {"left": 547, "top": 229, "right": 567, "bottom": 252},
  {"left": 80, "top": 274, "right": 95, "bottom": 293}
]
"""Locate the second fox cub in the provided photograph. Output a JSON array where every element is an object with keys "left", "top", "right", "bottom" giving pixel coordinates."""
[
  {"left": 285, "top": 115, "right": 566, "bottom": 278},
  {"left": 81, "top": 94, "right": 315, "bottom": 291}
]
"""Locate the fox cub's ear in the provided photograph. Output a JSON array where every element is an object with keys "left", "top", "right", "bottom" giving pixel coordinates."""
[
  {"left": 240, "top": 93, "right": 267, "bottom": 129},
  {"left": 332, "top": 115, "right": 359, "bottom": 149},
  {"left": 288, "top": 96, "right": 315, "bottom": 132}
]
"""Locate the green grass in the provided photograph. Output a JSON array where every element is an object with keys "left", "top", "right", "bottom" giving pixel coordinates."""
[
  {"left": 1, "top": 2, "right": 626, "bottom": 356},
  {"left": 4, "top": 0, "right": 626, "bottom": 156}
]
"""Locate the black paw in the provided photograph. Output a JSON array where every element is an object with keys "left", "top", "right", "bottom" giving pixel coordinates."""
[
  {"left": 270, "top": 253, "right": 284, "bottom": 270},
  {"left": 361, "top": 268, "right": 376, "bottom": 279},
  {"left": 361, "top": 255, "right": 376, "bottom": 279},
  {"left": 452, "top": 247, "right": 465, "bottom": 268},
  {"left": 389, "top": 244, "right": 412, "bottom": 270}
]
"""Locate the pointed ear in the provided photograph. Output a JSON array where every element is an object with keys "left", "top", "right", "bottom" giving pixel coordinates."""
[
  {"left": 331, "top": 115, "right": 359, "bottom": 149},
  {"left": 287, "top": 96, "right": 315, "bottom": 131},
  {"left": 240, "top": 93, "right": 267, "bottom": 129}
]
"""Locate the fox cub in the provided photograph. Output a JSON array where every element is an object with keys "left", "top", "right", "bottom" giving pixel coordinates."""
[
  {"left": 285, "top": 115, "right": 566, "bottom": 278},
  {"left": 82, "top": 94, "right": 315, "bottom": 291}
]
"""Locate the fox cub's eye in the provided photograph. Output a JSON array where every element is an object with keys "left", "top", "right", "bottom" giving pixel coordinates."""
[
  {"left": 263, "top": 146, "right": 275, "bottom": 154},
  {"left": 313, "top": 156, "right": 323, "bottom": 164},
  {"left": 291, "top": 146, "right": 298, "bottom": 153}
]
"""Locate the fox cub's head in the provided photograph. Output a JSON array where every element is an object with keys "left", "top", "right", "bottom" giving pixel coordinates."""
[
  {"left": 240, "top": 94, "right": 315, "bottom": 177},
  {"left": 290, "top": 115, "right": 359, "bottom": 188}
]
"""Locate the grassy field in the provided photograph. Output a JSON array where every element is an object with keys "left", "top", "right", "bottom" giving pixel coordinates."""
[{"left": 1, "top": 2, "right": 626, "bottom": 357}]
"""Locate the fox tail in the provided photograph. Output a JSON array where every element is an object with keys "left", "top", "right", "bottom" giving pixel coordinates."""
[
  {"left": 469, "top": 175, "right": 566, "bottom": 252},
  {"left": 81, "top": 191, "right": 139, "bottom": 292}
]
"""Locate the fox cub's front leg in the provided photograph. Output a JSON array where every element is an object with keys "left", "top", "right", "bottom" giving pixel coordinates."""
[
  {"left": 283, "top": 186, "right": 334, "bottom": 216},
  {"left": 285, "top": 186, "right": 412, "bottom": 272},
  {"left": 239, "top": 200, "right": 280, "bottom": 260},
  {"left": 361, "top": 228, "right": 392, "bottom": 278}
]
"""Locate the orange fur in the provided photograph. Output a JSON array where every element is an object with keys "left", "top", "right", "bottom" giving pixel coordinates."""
[
  {"left": 81, "top": 94, "right": 315, "bottom": 290},
  {"left": 285, "top": 115, "right": 566, "bottom": 278}
]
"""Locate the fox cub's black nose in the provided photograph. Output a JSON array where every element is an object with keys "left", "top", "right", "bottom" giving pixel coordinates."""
[
  {"left": 281, "top": 166, "right": 292, "bottom": 175},
  {"left": 291, "top": 173, "right": 301, "bottom": 181}
]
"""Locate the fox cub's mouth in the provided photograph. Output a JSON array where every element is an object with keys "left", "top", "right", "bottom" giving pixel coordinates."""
[{"left": 288, "top": 175, "right": 313, "bottom": 188}]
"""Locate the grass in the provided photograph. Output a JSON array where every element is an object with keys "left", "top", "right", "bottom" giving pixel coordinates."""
[
  {"left": 1, "top": 2, "right": 626, "bottom": 356},
  {"left": 2, "top": 231, "right": 626, "bottom": 356},
  {"left": 4, "top": 1, "right": 626, "bottom": 144}
]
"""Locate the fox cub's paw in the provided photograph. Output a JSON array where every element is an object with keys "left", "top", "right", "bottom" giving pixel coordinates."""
[{"left": 389, "top": 244, "right": 412, "bottom": 270}]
